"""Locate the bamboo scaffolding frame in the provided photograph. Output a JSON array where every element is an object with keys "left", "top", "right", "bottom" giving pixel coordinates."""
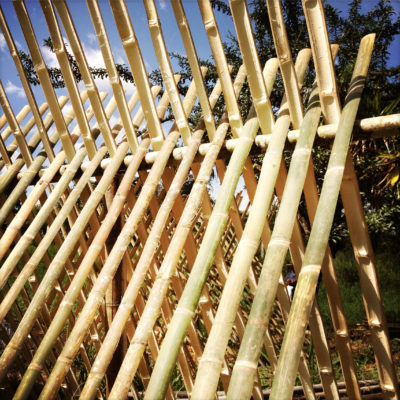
[{"left": 0, "top": 2, "right": 398, "bottom": 399}]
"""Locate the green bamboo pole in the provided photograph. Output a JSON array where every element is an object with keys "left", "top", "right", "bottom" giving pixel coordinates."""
[
  {"left": 110, "top": 0, "right": 164, "bottom": 150},
  {"left": 144, "top": 0, "right": 192, "bottom": 145},
  {"left": 0, "top": 144, "right": 113, "bottom": 379},
  {"left": 13, "top": 139, "right": 150, "bottom": 400},
  {"left": 86, "top": 0, "right": 138, "bottom": 153},
  {"left": 191, "top": 62, "right": 316, "bottom": 400},
  {"left": 171, "top": 0, "right": 216, "bottom": 140},
  {"left": 13, "top": 0, "right": 75, "bottom": 162},
  {"left": 228, "top": 0, "right": 274, "bottom": 134},
  {"left": 104, "top": 64, "right": 246, "bottom": 400},
  {"left": 271, "top": 34, "right": 374, "bottom": 400},
  {"left": 0, "top": 131, "right": 10, "bottom": 166},
  {"left": 0, "top": 81, "right": 33, "bottom": 166},
  {"left": 40, "top": 0, "right": 97, "bottom": 159},
  {"left": 0, "top": 5, "right": 54, "bottom": 162},
  {"left": 78, "top": 68, "right": 224, "bottom": 400},
  {"left": 36, "top": 76, "right": 200, "bottom": 400},
  {"left": 0, "top": 159, "right": 24, "bottom": 194},
  {"left": 141, "top": 74, "right": 276, "bottom": 400}
]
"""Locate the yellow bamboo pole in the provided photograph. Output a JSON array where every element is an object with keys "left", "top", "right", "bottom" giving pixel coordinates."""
[
  {"left": 0, "top": 81, "right": 33, "bottom": 166},
  {"left": 52, "top": 0, "right": 117, "bottom": 156},
  {"left": 13, "top": 0, "right": 75, "bottom": 161},
  {"left": 110, "top": 0, "right": 164, "bottom": 150},
  {"left": 86, "top": 0, "right": 139, "bottom": 153},
  {"left": 40, "top": 0, "right": 97, "bottom": 159},
  {"left": 0, "top": 5, "right": 54, "bottom": 161}
]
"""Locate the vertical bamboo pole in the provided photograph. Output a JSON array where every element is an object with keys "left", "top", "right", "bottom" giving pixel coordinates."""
[
  {"left": 268, "top": 34, "right": 375, "bottom": 400},
  {"left": 86, "top": 0, "right": 139, "bottom": 153},
  {"left": 109, "top": 0, "right": 164, "bottom": 150},
  {"left": 13, "top": 0, "right": 75, "bottom": 162},
  {"left": 40, "top": 0, "right": 97, "bottom": 159},
  {"left": 0, "top": 5, "right": 54, "bottom": 162}
]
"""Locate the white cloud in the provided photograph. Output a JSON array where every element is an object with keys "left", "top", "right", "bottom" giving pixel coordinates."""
[
  {"left": 158, "top": 0, "right": 167, "bottom": 10},
  {"left": 0, "top": 33, "right": 6, "bottom": 52},
  {"left": 4, "top": 80, "right": 25, "bottom": 98},
  {"left": 87, "top": 33, "right": 97, "bottom": 44},
  {"left": 83, "top": 43, "right": 105, "bottom": 69},
  {"left": 41, "top": 45, "right": 59, "bottom": 68}
]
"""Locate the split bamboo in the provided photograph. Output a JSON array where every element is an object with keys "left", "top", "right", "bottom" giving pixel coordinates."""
[{"left": 268, "top": 33, "right": 375, "bottom": 400}]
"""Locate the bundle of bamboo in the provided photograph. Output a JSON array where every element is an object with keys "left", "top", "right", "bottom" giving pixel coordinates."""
[{"left": 0, "top": 1, "right": 398, "bottom": 399}]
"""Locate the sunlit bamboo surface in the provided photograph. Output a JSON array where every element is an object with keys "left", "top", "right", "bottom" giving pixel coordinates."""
[{"left": 0, "top": 1, "right": 399, "bottom": 399}]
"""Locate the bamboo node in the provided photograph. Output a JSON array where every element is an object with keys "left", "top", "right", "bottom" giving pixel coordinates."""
[
  {"left": 301, "top": 264, "right": 321, "bottom": 273},
  {"left": 269, "top": 237, "right": 291, "bottom": 247},
  {"left": 249, "top": 317, "right": 268, "bottom": 328},
  {"left": 234, "top": 360, "right": 258, "bottom": 371},
  {"left": 29, "top": 362, "right": 43, "bottom": 372},
  {"left": 199, "top": 356, "right": 223, "bottom": 367},
  {"left": 383, "top": 384, "right": 395, "bottom": 392},
  {"left": 175, "top": 306, "right": 195, "bottom": 317},
  {"left": 326, "top": 165, "right": 345, "bottom": 175}
]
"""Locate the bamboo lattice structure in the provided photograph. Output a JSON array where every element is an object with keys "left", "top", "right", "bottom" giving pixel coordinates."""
[{"left": 0, "top": 1, "right": 399, "bottom": 399}]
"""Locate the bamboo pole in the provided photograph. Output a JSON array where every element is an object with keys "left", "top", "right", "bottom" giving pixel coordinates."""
[
  {"left": 78, "top": 68, "right": 225, "bottom": 400},
  {"left": 191, "top": 53, "right": 314, "bottom": 400},
  {"left": 0, "top": 145, "right": 110, "bottom": 379},
  {"left": 197, "top": 0, "right": 243, "bottom": 138},
  {"left": 0, "top": 81, "right": 33, "bottom": 166},
  {"left": 36, "top": 76, "right": 200, "bottom": 400},
  {"left": 109, "top": 0, "right": 164, "bottom": 150},
  {"left": 0, "top": 159, "right": 24, "bottom": 194},
  {"left": 144, "top": 0, "right": 192, "bottom": 145},
  {"left": 40, "top": 0, "right": 97, "bottom": 159},
  {"left": 0, "top": 5, "right": 54, "bottom": 162},
  {"left": 13, "top": 0, "right": 75, "bottom": 162},
  {"left": 103, "top": 64, "right": 246, "bottom": 400},
  {"left": 267, "top": 34, "right": 375, "bottom": 400},
  {"left": 171, "top": 0, "right": 216, "bottom": 140},
  {"left": 86, "top": 0, "right": 138, "bottom": 153},
  {"left": 52, "top": 0, "right": 117, "bottom": 156},
  {"left": 13, "top": 139, "right": 150, "bottom": 400},
  {"left": 228, "top": 0, "right": 274, "bottom": 134}
]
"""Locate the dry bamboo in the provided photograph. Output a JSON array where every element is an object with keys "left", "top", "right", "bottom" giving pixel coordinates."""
[
  {"left": 0, "top": 5, "right": 54, "bottom": 161},
  {"left": 191, "top": 52, "right": 313, "bottom": 400},
  {"left": 40, "top": 0, "right": 97, "bottom": 159},
  {"left": 197, "top": 0, "right": 243, "bottom": 138},
  {"left": 52, "top": 0, "right": 117, "bottom": 156},
  {"left": 229, "top": 0, "right": 274, "bottom": 134},
  {"left": 109, "top": 0, "right": 164, "bottom": 150},
  {"left": 86, "top": 0, "right": 138, "bottom": 153},
  {"left": 13, "top": 139, "right": 150, "bottom": 400},
  {"left": 0, "top": 159, "right": 24, "bottom": 194},
  {"left": 267, "top": 34, "right": 375, "bottom": 400},
  {"left": 0, "top": 81, "right": 33, "bottom": 166},
  {"left": 36, "top": 76, "right": 200, "bottom": 399},
  {"left": 144, "top": 0, "right": 192, "bottom": 145},
  {"left": 79, "top": 68, "right": 223, "bottom": 400},
  {"left": 105, "top": 64, "right": 246, "bottom": 400},
  {"left": 0, "top": 145, "right": 111, "bottom": 379},
  {"left": 171, "top": 0, "right": 216, "bottom": 140},
  {"left": 13, "top": 0, "right": 75, "bottom": 161}
]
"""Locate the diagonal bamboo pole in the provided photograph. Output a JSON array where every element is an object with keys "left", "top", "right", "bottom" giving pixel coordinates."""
[
  {"left": 302, "top": 2, "right": 399, "bottom": 397},
  {"left": 12, "top": 139, "right": 150, "bottom": 400},
  {"left": 144, "top": 0, "right": 192, "bottom": 145},
  {"left": 86, "top": 0, "right": 138, "bottom": 153},
  {"left": 104, "top": 64, "right": 246, "bottom": 400},
  {"left": 13, "top": 0, "right": 75, "bottom": 162},
  {"left": 36, "top": 76, "right": 200, "bottom": 400},
  {"left": 109, "top": 0, "right": 164, "bottom": 150},
  {"left": 0, "top": 81, "right": 33, "bottom": 166},
  {"left": 0, "top": 5, "right": 54, "bottom": 162},
  {"left": 141, "top": 71, "right": 276, "bottom": 400},
  {"left": 171, "top": 0, "right": 216, "bottom": 140},
  {"left": 78, "top": 68, "right": 225, "bottom": 400},
  {"left": 40, "top": 0, "right": 97, "bottom": 159},
  {"left": 0, "top": 145, "right": 111, "bottom": 379},
  {"left": 191, "top": 54, "right": 315, "bottom": 400},
  {"left": 268, "top": 34, "right": 375, "bottom": 400},
  {"left": 52, "top": 0, "right": 117, "bottom": 156}
]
